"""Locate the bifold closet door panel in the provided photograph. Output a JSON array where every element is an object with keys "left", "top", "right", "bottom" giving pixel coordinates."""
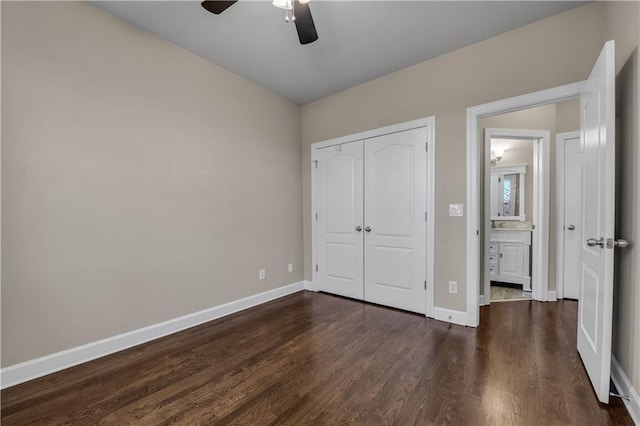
[
  {"left": 363, "top": 128, "right": 427, "bottom": 314},
  {"left": 316, "top": 141, "right": 364, "bottom": 300}
]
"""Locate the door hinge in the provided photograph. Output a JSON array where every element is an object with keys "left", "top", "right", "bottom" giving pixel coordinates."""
[
  {"left": 477, "top": 230, "right": 480, "bottom": 236},
  {"left": 315, "top": 212, "right": 318, "bottom": 221},
  {"left": 424, "top": 280, "right": 427, "bottom": 289},
  {"left": 426, "top": 142, "right": 428, "bottom": 152},
  {"left": 315, "top": 264, "right": 318, "bottom": 272},
  {"left": 313, "top": 160, "right": 318, "bottom": 169},
  {"left": 425, "top": 211, "right": 428, "bottom": 221}
]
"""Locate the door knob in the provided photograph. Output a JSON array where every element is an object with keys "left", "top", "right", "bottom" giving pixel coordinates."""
[
  {"left": 587, "top": 237, "right": 604, "bottom": 248},
  {"left": 567, "top": 225, "right": 576, "bottom": 231},
  {"left": 355, "top": 226, "right": 362, "bottom": 232},
  {"left": 364, "top": 226, "right": 372, "bottom": 232},
  {"left": 614, "top": 239, "right": 629, "bottom": 248}
]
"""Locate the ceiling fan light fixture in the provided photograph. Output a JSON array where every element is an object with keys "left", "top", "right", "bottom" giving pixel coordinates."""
[
  {"left": 273, "top": 0, "right": 310, "bottom": 10},
  {"left": 202, "top": 0, "right": 317, "bottom": 45},
  {"left": 272, "top": 0, "right": 292, "bottom": 10}
]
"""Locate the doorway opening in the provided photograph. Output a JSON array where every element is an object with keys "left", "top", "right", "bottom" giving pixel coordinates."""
[
  {"left": 482, "top": 127, "right": 549, "bottom": 304},
  {"left": 465, "top": 81, "right": 585, "bottom": 327},
  {"left": 477, "top": 102, "right": 581, "bottom": 306}
]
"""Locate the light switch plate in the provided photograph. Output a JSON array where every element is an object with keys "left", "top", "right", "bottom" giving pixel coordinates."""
[
  {"left": 449, "top": 204, "right": 464, "bottom": 217},
  {"left": 448, "top": 281, "right": 458, "bottom": 294}
]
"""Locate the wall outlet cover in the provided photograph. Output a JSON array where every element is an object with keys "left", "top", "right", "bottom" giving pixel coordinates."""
[{"left": 449, "top": 204, "right": 464, "bottom": 217}]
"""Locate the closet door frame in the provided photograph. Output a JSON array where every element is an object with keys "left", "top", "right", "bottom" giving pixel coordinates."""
[{"left": 311, "top": 116, "right": 436, "bottom": 319}]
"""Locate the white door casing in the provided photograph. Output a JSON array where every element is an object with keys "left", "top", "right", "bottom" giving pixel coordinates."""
[
  {"left": 315, "top": 141, "right": 364, "bottom": 300},
  {"left": 563, "top": 136, "right": 582, "bottom": 300},
  {"left": 577, "top": 40, "right": 615, "bottom": 404},
  {"left": 363, "top": 128, "right": 427, "bottom": 314}
]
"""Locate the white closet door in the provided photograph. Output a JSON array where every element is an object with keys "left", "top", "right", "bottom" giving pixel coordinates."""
[
  {"left": 363, "top": 128, "right": 427, "bottom": 314},
  {"left": 316, "top": 141, "right": 364, "bottom": 300}
]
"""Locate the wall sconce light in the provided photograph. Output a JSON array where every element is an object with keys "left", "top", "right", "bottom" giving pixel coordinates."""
[{"left": 493, "top": 147, "right": 504, "bottom": 162}]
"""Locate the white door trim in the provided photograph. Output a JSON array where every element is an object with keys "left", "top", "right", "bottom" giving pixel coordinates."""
[
  {"left": 555, "top": 131, "right": 581, "bottom": 300},
  {"left": 482, "top": 127, "right": 550, "bottom": 305},
  {"left": 311, "top": 116, "right": 436, "bottom": 319},
  {"left": 466, "top": 81, "right": 584, "bottom": 327}
]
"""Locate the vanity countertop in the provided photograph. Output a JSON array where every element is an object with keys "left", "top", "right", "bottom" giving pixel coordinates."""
[{"left": 491, "top": 220, "right": 533, "bottom": 231}]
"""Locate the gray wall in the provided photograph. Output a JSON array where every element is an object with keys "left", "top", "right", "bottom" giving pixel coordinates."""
[{"left": 1, "top": 2, "right": 303, "bottom": 366}]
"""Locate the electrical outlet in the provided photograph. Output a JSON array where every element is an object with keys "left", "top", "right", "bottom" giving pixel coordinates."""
[
  {"left": 448, "top": 281, "right": 458, "bottom": 294},
  {"left": 259, "top": 269, "right": 266, "bottom": 280},
  {"left": 288, "top": 263, "right": 294, "bottom": 273}
]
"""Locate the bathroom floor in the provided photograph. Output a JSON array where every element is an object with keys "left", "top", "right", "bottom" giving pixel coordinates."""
[{"left": 490, "top": 283, "right": 532, "bottom": 302}]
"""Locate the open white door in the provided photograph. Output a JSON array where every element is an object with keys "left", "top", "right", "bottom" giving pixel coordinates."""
[
  {"left": 316, "top": 141, "right": 364, "bottom": 300},
  {"left": 577, "top": 40, "right": 615, "bottom": 404}
]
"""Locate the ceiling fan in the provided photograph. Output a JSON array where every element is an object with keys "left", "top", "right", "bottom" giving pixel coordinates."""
[{"left": 201, "top": 0, "right": 319, "bottom": 45}]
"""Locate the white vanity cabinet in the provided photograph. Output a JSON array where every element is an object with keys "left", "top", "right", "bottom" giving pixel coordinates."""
[{"left": 489, "top": 230, "right": 531, "bottom": 291}]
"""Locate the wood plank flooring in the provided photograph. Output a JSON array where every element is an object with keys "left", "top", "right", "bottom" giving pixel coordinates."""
[{"left": 1, "top": 292, "right": 633, "bottom": 425}]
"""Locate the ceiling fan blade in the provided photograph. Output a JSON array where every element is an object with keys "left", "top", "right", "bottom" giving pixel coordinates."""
[
  {"left": 201, "top": 1, "right": 237, "bottom": 15},
  {"left": 294, "top": 1, "right": 318, "bottom": 45}
]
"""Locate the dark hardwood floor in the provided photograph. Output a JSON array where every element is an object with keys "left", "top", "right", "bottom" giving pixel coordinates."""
[{"left": 1, "top": 292, "right": 632, "bottom": 425}]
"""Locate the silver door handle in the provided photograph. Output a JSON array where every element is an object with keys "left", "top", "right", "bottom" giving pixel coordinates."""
[
  {"left": 567, "top": 225, "right": 575, "bottom": 231},
  {"left": 587, "top": 237, "right": 604, "bottom": 248},
  {"left": 364, "top": 226, "right": 372, "bottom": 232},
  {"left": 615, "top": 239, "right": 629, "bottom": 248},
  {"left": 355, "top": 226, "right": 362, "bottom": 232}
]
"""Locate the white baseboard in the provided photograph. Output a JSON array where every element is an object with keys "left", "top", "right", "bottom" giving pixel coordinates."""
[
  {"left": 547, "top": 290, "right": 557, "bottom": 302},
  {"left": 432, "top": 307, "right": 468, "bottom": 326},
  {"left": 611, "top": 356, "right": 640, "bottom": 425},
  {"left": 303, "top": 280, "right": 316, "bottom": 291},
  {"left": 1, "top": 281, "right": 306, "bottom": 389}
]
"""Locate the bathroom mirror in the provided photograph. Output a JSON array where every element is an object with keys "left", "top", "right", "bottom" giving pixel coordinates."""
[{"left": 490, "top": 165, "right": 526, "bottom": 221}]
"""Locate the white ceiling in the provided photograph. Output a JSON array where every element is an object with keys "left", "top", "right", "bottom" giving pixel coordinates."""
[{"left": 94, "top": 1, "right": 586, "bottom": 105}]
